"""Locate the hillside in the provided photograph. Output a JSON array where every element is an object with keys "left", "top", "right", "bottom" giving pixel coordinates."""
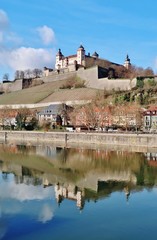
[
  {"left": 0, "top": 76, "right": 156, "bottom": 108},
  {"left": 0, "top": 80, "right": 103, "bottom": 105}
]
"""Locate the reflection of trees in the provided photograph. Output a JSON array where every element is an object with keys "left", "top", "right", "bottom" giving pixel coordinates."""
[
  {"left": 1, "top": 143, "right": 157, "bottom": 193},
  {"left": 55, "top": 148, "right": 144, "bottom": 175},
  {"left": 85, "top": 181, "right": 132, "bottom": 202},
  {"left": 2, "top": 172, "right": 9, "bottom": 181},
  {"left": 135, "top": 162, "right": 157, "bottom": 186}
]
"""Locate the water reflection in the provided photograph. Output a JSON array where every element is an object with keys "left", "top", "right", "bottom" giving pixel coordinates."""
[
  {"left": 1, "top": 143, "right": 157, "bottom": 239},
  {"left": 0, "top": 143, "right": 157, "bottom": 210}
]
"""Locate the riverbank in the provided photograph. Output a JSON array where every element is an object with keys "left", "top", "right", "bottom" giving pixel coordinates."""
[{"left": 0, "top": 130, "right": 157, "bottom": 152}]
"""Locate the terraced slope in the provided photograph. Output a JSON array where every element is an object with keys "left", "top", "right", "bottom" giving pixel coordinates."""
[
  {"left": 0, "top": 80, "right": 103, "bottom": 105},
  {"left": 0, "top": 80, "right": 67, "bottom": 105},
  {"left": 40, "top": 88, "right": 101, "bottom": 103}
]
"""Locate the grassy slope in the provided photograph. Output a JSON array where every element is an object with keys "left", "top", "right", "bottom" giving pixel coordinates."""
[
  {"left": 40, "top": 88, "right": 102, "bottom": 103},
  {"left": 0, "top": 80, "right": 66, "bottom": 105},
  {"left": 0, "top": 80, "right": 103, "bottom": 105}
]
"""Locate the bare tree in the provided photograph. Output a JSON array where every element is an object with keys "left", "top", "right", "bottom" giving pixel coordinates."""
[
  {"left": 0, "top": 106, "right": 17, "bottom": 129},
  {"left": 2, "top": 73, "right": 9, "bottom": 82},
  {"left": 24, "top": 69, "right": 32, "bottom": 79},
  {"left": 32, "top": 68, "right": 42, "bottom": 78},
  {"left": 15, "top": 70, "right": 24, "bottom": 80}
]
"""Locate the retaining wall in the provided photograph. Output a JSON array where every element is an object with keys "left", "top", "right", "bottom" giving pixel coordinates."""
[
  {"left": 77, "top": 66, "right": 137, "bottom": 91},
  {"left": 0, "top": 131, "right": 157, "bottom": 151}
]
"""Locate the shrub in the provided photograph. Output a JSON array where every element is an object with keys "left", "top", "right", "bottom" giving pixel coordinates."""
[
  {"left": 60, "top": 77, "right": 85, "bottom": 89},
  {"left": 136, "top": 79, "right": 144, "bottom": 88},
  {"left": 147, "top": 79, "right": 156, "bottom": 87}
]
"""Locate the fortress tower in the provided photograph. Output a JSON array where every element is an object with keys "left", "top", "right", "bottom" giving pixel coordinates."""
[
  {"left": 55, "top": 48, "right": 64, "bottom": 69},
  {"left": 124, "top": 54, "right": 131, "bottom": 69},
  {"left": 77, "top": 45, "right": 85, "bottom": 66}
]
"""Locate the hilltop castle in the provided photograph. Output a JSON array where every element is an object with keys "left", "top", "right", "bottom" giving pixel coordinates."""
[
  {"left": 0, "top": 45, "right": 133, "bottom": 94},
  {"left": 54, "top": 45, "right": 131, "bottom": 73},
  {"left": 42, "top": 45, "right": 134, "bottom": 91}
]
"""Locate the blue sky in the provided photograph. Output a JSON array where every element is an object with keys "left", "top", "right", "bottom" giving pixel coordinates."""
[{"left": 0, "top": 0, "right": 157, "bottom": 80}]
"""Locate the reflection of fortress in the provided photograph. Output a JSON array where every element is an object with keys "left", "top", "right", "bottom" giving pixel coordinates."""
[
  {"left": 2, "top": 145, "right": 157, "bottom": 209},
  {"left": 145, "top": 152, "right": 157, "bottom": 161},
  {"left": 145, "top": 152, "right": 157, "bottom": 167},
  {"left": 0, "top": 160, "right": 134, "bottom": 208},
  {"left": 54, "top": 183, "right": 85, "bottom": 210}
]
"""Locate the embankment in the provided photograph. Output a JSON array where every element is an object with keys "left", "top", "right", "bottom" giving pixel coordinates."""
[{"left": 0, "top": 131, "right": 157, "bottom": 152}]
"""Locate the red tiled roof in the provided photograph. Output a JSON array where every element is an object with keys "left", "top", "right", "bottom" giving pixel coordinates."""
[{"left": 147, "top": 106, "right": 157, "bottom": 111}]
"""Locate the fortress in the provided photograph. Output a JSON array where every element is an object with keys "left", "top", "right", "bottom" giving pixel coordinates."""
[
  {"left": 0, "top": 45, "right": 137, "bottom": 93},
  {"left": 42, "top": 45, "right": 136, "bottom": 91},
  {"left": 44, "top": 44, "right": 131, "bottom": 76}
]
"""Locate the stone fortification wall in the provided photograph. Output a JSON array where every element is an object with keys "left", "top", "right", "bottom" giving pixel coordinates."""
[
  {"left": 88, "top": 78, "right": 136, "bottom": 91},
  {"left": 11, "top": 79, "right": 23, "bottom": 91},
  {"left": 0, "top": 79, "right": 23, "bottom": 93},
  {"left": 77, "top": 66, "right": 98, "bottom": 82},
  {"left": 0, "top": 82, "right": 12, "bottom": 93},
  {"left": 42, "top": 71, "right": 77, "bottom": 83},
  {"left": 32, "top": 66, "right": 137, "bottom": 91},
  {"left": 77, "top": 65, "right": 137, "bottom": 91},
  {"left": 0, "top": 65, "right": 136, "bottom": 94},
  {"left": 0, "top": 131, "right": 157, "bottom": 150}
]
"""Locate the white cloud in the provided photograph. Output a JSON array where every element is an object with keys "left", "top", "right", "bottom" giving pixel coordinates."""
[
  {"left": 0, "top": 181, "right": 53, "bottom": 201},
  {"left": 0, "top": 11, "right": 57, "bottom": 78},
  {"left": 6, "top": 32, "right": 22, "bottom": 45},
  {"left": 0, "top": 47, "right": 56, "bottom": 71},
  {"left": 37, "top": 25, "right": 55, "bottom": 45},
  {"left": 0, "top": 179, "right": 55, "bottom": 230},
  {"left": 38, "top": 204, "right": 54, "bottom": 223}
]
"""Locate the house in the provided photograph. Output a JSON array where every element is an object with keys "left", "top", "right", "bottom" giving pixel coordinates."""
[
  {"left": 0, "top": 109, "right": 18, "bottom": 129},
  {"left": 38, "top": 104, "right": 72, "bottom": 126},
  {"left": 143, "top": 106, "right": 157, "bottom": 131},
  {"left": 112, "top": 105, "right": 143, "bottom": 130},
  {"left": 72, "top": 104, "right": 142, "bottom": 131}
]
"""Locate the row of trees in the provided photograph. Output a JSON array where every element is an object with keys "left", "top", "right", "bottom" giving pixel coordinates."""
[
  {"left": 0, "top": 100, "right": 145, "bottom": 132},
  {"left": 2, "top": 62, "right": 155, "bottom": 82},
  {"left": 14, "top": 68, "right": 43, "bottom": 80},
  {"left": 69, "top": 94, "right": 142, "bottom": 131},
  {"left": 2, "top": 68, "right": 43, "bottom": 82},
  {"left": 112, "top": 65, "right": 154, "bottom": 79}
]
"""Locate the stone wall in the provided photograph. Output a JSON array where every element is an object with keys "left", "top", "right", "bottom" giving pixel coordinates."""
[
  {"left": 42, "top": 71, "right": 77, "bottom": 83},
  {"left": 77, "top": 65, "right": 137, "bottom": 91},
  {"left": 0, "top": 131, "right": 157, "bottom": 151},
  {"left": 0, "top": 79, "right": 23, "bottom": 93},
  {"left": 0, "top": 65, "right": 137, "bottom": 94}
]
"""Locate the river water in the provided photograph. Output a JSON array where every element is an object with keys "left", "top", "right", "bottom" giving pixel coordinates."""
[{"left": 0, "top": 143, "right": 157, "bottom": 240}]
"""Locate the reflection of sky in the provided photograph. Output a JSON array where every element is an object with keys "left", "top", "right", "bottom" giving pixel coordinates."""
[
  {"left": 0, "top": 173, "right": 57, "bottom": 239},
  {"left": 0, "top": 176, "right": 52, "bottom": 201}
]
